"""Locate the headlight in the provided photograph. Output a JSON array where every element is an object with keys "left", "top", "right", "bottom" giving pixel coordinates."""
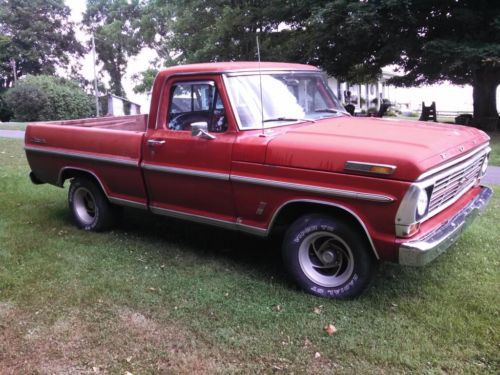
[
  {"left": 481, "top": 156, "right": 489, "bottom": 176},
  {"left": 416, "top": 188, "right": 429, "bottom": 217}
]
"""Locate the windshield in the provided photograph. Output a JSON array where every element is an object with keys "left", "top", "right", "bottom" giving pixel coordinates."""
[{"left": 224, "top": 71, "right": 346, "bottom": 130}]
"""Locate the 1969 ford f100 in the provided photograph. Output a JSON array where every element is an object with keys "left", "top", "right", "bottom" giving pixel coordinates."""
[{"left": 25, "top": 62, "right": 492, "bottom": 298}]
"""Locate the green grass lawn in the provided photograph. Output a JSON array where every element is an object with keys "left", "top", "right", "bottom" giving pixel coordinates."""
[
  {"left": 0, "top": 122, "right": 28, "bottom": 131},
  {"left": 488, "top": 132, "right": 500, "bottom": 166},
  {"left": 1, "top": 139, "right": 499, "bottom": 373}
]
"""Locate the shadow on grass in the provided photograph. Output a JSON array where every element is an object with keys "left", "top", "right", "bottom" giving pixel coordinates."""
[
  {"left": 44, "top": 202, "right": 436, "bottom": 301},
  {"left": 114, "top": 207, "right": 288, "bottom": 285}
]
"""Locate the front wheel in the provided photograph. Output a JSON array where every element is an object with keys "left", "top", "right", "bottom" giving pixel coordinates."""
[
  {"left": 68, "top": 177, "right": 115, "bottom": 231},
  {"left": 282, "top": 214, "right": 377, "bottom": 299}
]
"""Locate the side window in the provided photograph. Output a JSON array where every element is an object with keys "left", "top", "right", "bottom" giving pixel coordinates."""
[{"left": 167, "top": 81, "right": 227, "bottom": 133}]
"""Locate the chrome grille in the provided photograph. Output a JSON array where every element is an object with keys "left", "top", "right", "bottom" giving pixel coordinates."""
[{"left": 428, "top": 154, "right": 486, "bottom": 213}]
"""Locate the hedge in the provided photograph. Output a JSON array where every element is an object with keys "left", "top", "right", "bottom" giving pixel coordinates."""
[{"left": 4, "top": 75, "right": 95, "bottom": 122}]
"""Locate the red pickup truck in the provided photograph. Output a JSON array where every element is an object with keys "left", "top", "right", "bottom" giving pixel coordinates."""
[{"left": 25, "top": 62, "right": 492, "bottom": 299}]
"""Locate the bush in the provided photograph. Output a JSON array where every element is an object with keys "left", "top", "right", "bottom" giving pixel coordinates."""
[
  {"left": 4, "top": 75, "right": 95, "bottom": 122},
  {"left": 0, "top": 94, "right": 13, "bottom": 122}
]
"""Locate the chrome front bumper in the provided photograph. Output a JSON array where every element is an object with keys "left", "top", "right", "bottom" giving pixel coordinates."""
[{"left": 399, "top": 186, "right": 493, "bottom": 266}]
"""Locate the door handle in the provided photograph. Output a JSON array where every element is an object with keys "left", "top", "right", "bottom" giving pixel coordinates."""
[{"left": 147, "top": 139, "right": 166, "bottom": 147}]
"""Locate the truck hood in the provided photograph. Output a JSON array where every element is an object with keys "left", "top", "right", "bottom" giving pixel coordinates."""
[{"left": 264, "top": 117, "right": 489, "bottom": 181}]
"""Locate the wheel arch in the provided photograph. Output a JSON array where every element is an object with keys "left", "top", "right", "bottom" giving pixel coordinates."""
[
  {"left": 268, "top": 199, "right": 380, "bottom": 260},
  {"left": 58, "top": 167, "right": 109, "bottom": 198}
]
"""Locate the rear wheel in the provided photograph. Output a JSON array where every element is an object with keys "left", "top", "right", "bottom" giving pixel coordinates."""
[
  {"left": 68, "top": 177, "right": 115, "bottom": 231},
  {"left": 282, "top": 214, "right": 376, "bottom": 299}
]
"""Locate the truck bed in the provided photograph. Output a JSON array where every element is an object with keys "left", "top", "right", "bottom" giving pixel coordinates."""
[
  {"left": 25, "top": 114, "right": 149, "bottom": 208},
  {"left": 39, "top": 114, "right": 148, "bottom": 132}
]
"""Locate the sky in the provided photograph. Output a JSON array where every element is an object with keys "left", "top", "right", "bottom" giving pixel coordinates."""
[{"left": 64, "top": 1, "right": 499, "bottom": 114}]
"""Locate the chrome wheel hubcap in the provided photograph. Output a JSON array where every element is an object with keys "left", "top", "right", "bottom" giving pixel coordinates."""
[
  {"left": 73, "top": 187, "right": 96, "bottom": 225},
  {"left": 298, "top": 231, "right": 354, "bottom": 287}
]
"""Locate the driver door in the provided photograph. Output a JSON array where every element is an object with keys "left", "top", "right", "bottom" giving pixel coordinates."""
[{"left": 142, "top": 77, "right": 236, "bottom": 223}]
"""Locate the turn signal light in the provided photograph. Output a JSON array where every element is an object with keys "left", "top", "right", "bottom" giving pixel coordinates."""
[
  {"left": 405, "top": 223, "right": 421, "bottom": 237},
  {"left": 369, "top": 165, "right": 395, "bottom": 175},
  {"left": 344, "top": 161, "right": 397, "bottom": 175}
]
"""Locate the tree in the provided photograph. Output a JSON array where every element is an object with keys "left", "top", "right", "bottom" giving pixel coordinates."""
[
  {"left": 0, "top": 0, "right": 83, "bottom": 90},
  {"left": 132, "top": 68, "right": 157, "bottom": 94},
  {"left": 83, "top": 0, "right": 144, "bottom": 97},
  {"left": 141, "top": 1, "right": 310, "bottom": 64},
  {"left": 305, "top": 0, "right": 500, "bottom": 129},
  {"left": 133, "top": 0, "right": 310, "bottom": 93},
  {"left": 4, "top": 75, "right": 95, "bottom": 121}
]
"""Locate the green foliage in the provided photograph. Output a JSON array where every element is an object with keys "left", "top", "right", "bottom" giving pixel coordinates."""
[
  {"left": 0, "top": 122, "right": 27, "bottom": 131},
  {"left": 0, "top": 93, "right": 12, "bottom": 122},
  {"left": 132, "top": 68, "right": 158, "bottom": 94},
  {"left": 134, "top": 1, "right": 312, "bottom": 94},
  {"left": 301, "top": 1, "right": 500, "bottom": 87},
  {"left": 4, "top": 75, "right": 95, "bottom": 122},
  {"left": 83, "top": 0, "right": 144, "bottom": 97},
  {"left": 488, "top": 132, "right": 500, "bottom": 166},
  {"left": 0, "top": 0, "right": 83, "bottom": 89},
  {"left": 303, "top": 0, "right": 500, "bottom": 121},
  {"left": 141, "top": 1, "right": 310, "bottom": 64},
  {"left": 141, "top": 1, "right": 499, "bottom": 123}
]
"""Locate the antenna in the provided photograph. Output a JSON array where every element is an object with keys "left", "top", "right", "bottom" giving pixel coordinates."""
[{"left": 256, "top": 35, "right": 265, "bottom": 137}]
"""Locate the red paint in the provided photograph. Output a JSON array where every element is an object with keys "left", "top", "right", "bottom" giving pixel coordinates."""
[{"left": 25, "top": 62, "right": 490, "bottom": 263}]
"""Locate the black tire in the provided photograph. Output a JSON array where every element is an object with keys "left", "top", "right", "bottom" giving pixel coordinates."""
[
  {"left": 282, "top": 214, "right": 376, "bottom": 299},
  {"left": 68, "top": 177, "right": 115, "bottom": 231}
]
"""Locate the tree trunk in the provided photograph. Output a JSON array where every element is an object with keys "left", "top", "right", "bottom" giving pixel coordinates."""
[{"left": 472, "top": 68, "right": 499, "bottom": 131}]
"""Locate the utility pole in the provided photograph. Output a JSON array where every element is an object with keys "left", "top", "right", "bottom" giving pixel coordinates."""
[
  {"left": 9, "top": 58, "right": 17, "bottom": 85},
  {"left": 91, "top": 33, "right": 100, "bottom": 117}
]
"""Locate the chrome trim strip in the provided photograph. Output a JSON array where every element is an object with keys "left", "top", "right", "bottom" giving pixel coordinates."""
[
  {"left": 141, "top": 160, "right": 392, "bottom": 203},
  {"left": 344, "top": 161, "right": 396, "bottom": 175},
  {"left": 417, "top": 144, "right": 490, "bottom": 181},
  {"left": 170, "top": 80, "right": 215, "bottom": 86},
  {"left": 109, "top": 197, "right": 147, "bottom": 210},
  {"left": 224, "top": 69, "right": 321, "bottom": 77},
  {"left": 25, "top": 146, "right": 139, "bottom": 167},
  {"left": 150, "top": 205, "right": 267, "bottom": 236},
  {"left": 230, "top": 175, "right": 394, "bottom": 203},
  {"left": 222, "top": 74, "right": 244, "bottom": 130},
  {"left": 168, "top": 68, "right": 319, "bottom": 79},
  {"left": 142, "top": 163, "right": 230, "bottom": 181},
  {"left": 399, "top": 186, "right": 492, "bottom": 266},
  {"left": 267, "top": 199, "right": 380, "bottom": 260}
]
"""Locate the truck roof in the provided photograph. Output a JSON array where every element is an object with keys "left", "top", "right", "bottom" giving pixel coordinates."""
[{"left": 157, "top": 61, "right": 319, "bottom": 77}]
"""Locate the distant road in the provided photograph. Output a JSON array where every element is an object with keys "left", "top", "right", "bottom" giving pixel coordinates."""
[
  {"left": 0, "top": 130, "right": 25, "bottom": 139},
  {"left": 482, "top": 166, "right": 500, "bottom": 185}
]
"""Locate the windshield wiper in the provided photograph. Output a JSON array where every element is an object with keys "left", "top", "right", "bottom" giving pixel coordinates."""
[
  {"left": 315, "top": 108, "right": 338, "bottom": 113},
  {"left": 315, "top": 108, "right": 350, "bottom": 116},
  {"left": 263, "top": 117, "right": 316, "bottom": 123}
]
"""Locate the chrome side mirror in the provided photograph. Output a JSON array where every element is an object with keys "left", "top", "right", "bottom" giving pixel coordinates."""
[{"left": 191, "top": 122, "right": 216, "bottom": 140}]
